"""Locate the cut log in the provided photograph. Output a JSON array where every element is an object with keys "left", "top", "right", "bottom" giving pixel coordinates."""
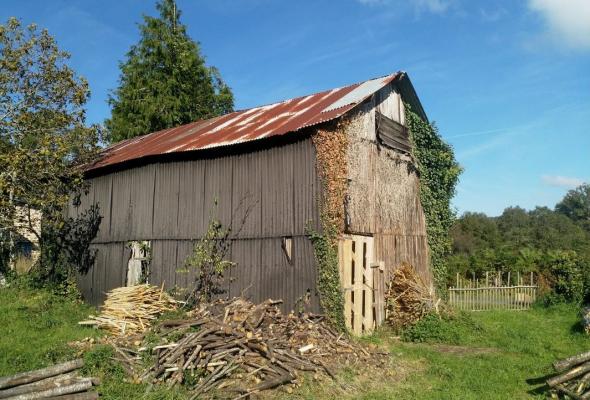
[
  {"left": 0, "top": 373, "right": 79, "bottom": 399},
  {"left": 554, "top": 352, "right": 590, "bottom": 372},
  {"left": 548, "top": 362, "right": 590, "bottom": 387},
  {"left": 4, "top": 379, "right": 92, "bottom": 400},
  {"left": 44, "top": 393, "right": 98, "bottom": 400},
  {"left": 253, "top": 373, "right": 294, "bottom": 391},
  {"left": 0, "top": 360, "right": 84, "bottom": 390},
  {"left": 555, "top": 384, "right": 583, "bottom": 400}
]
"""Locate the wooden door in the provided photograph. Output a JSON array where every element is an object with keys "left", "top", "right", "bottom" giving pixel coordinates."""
[{"left": 338, "top": 235, "right": 383, "bottom": 335}]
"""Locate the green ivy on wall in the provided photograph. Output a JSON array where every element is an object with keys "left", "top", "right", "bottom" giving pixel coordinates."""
[
  {"left": 406, "top": 106, "right": 462, "bottom": 292},
  {"left": 306, "top": 223, "right": 346, "bottom": 331},
  {"left": 309, "top": 125, "right": 348, "bottom": 332}
]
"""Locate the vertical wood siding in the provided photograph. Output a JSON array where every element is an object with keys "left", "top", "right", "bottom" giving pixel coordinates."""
[{"left": 71, "top": 137, "right": 322, "bottom": 312}]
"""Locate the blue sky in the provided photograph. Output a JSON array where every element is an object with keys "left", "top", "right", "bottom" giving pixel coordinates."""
[{"left": 2, "top": 0, "right": 589, "bottom": 216}]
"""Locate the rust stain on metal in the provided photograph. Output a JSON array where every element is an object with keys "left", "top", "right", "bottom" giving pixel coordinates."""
[{"left": 89, "top": 73, "right": 401, "bottom": 171}]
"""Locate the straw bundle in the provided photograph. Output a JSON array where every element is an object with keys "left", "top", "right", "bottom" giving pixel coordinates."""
[
  {"left": 385, "top": 263, "right": 439, "bottom": 329},
  {"left": 79, "top": 284, "right": 178, "bottom": 335}
]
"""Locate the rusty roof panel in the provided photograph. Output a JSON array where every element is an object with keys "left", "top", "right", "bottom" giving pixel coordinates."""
[{"left": 89, "top": 72, "right": 401, "bottom": 171}]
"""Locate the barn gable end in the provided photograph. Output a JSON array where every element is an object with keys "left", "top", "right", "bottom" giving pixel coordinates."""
[{"left": 342, "top": 83, "right": 430, "bottom": 284}]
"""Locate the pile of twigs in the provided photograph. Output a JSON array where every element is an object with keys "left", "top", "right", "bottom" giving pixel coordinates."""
[
  {"left": 385, "top": 263, "right": 439, "bottom": 329},
  {"left": 79, "top": 284, "right": 179, "bottom": 335},
  {"left": 547, "top": 351, "right": 590, "bottom": 399},
  {"left": 110, "top": 298, "right": 386, "bottom": 398},
  {"left": 0, "top": 359, "right": 99, "bottom": 400}
]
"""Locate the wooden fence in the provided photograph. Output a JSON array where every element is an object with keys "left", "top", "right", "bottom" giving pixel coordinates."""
[{"left": 449, "top": 272, "right": 537, "bottom": 311}]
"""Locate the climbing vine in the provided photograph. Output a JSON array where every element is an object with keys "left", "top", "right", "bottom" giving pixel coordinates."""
[
  {"left": 308, "top": 125, "right": 348, "bottom": 331},
  {"left": 406, "top": 106, "right": 462, "bottom": 292}
]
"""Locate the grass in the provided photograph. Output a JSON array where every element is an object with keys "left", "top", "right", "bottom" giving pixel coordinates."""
[
  {"left": 0, "top": 284, "right": 101, "bottom": 375},
  {"left": 370, "top": 305, "right": 590, "bottom": 400},
  {"left": 0, "top": 285, "right": 189, "bottom": 399},
  {"left": 272, "top": 305, "right": 590, "bottom": 399},
  {"left": 1, "top": 285, "right": 589, "bottom": 399}
]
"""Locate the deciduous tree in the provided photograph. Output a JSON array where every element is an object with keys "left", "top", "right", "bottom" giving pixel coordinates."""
[
  {"left": 0, "top": 17, "right": 100, "bottom": 279},
  {"left": 556, "top": 183, "right": 590, "bottom": 232}
]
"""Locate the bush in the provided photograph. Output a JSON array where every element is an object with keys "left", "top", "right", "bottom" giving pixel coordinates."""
[
  {"left": 401, "top": 312, "right": 483, "bottom": 344},
  {"left": 539, "top": 250, "right": 590, "bottom": 305}
]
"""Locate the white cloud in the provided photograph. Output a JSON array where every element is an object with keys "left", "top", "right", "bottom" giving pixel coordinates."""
[
  {"left": 541, "top": 175, "right": 585, "bottom": 188},
  {"left": 528, "top": 0, "right": 590, "bottom": 49},
  {"left": 357, "top": 0, "right": 452, "bottom": 14}
]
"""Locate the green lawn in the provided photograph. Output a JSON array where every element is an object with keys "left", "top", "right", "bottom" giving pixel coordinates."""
[
  {"left": 1, "top": 286, "right": 588, "bottom": 399},
  {"left": 379, "top": 306, "right": 590, "bottom": 399},
  {"left": 0, "top": 285, "right": 101, "bottom": 375}
]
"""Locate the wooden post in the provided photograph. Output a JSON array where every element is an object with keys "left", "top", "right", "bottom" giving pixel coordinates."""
[{"left": 372, "top": 261, "right": 385, "bottom": 327}]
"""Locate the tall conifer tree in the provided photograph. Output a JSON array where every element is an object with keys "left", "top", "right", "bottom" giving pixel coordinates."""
[{"left": 106, "top": 0, "right": 233, "bottom": 142}]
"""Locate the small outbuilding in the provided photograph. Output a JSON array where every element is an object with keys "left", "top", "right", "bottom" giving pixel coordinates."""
[{"left": 72, "top": 71, "right": 431, "bottom": 334}]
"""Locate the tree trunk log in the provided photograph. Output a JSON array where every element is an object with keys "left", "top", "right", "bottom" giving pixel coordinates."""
[
  {"left": 0, "top": 360, "right": 84, "bottom": 390},
  {"left": 547, "top": 362, "right": 590, "bottom": 387},
  {"left": 45, "top": 393, "right": 98, "bottom": 400},
  {"left": 555, "top": 384, "right": 583, "bottom": 400},
  {"left": 5, "top": 379, "right": 92, "bottom": 400},
  {"left": 554, "top": 352, "right": 590, "bottom": 372},
  {"left": 253, "top": 373, "right": 294, "bottom": 391},
  {"left": 0, "top": 373, "right": 79, "bottom": 399}
]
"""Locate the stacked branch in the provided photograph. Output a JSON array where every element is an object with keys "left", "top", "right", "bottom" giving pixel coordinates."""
[
  {"left": 0, "top": 359, "right": 99, "bottom": 400},
  {"left": 385, "top": 263, "right": 440, "bottom": 329},
  {"left": 79, "top": 284, "right": 179, "bottom": 335},
  {"left": 110, "top": 298, "right": 387, "bottom": 398},
  {"left": 548, "top": 351, "right": 590, "bottom": 399}
]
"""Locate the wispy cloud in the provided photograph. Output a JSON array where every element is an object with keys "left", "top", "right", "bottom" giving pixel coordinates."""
[
  {"left": 528, "top": 0, "right": 590, "bottom": 50},
  {"left": 357, "top": 0, "right": 453, "bottom": 14},
  {"left": 455, "top": 134, "right": 508, "bottom": 159},
  {"left": 446, "top": 125, "right": 525, "bottom": 139},
  {"left": 479, "top": 7, "right": 507, "bottom": 22},
  {"left": 541, "top": 175, "right": 585, "bottom": 188}
]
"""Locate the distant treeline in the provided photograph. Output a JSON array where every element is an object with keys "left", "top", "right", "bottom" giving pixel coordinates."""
[{"left": 447, "top": 184, "right": 590, "bottom": 304}]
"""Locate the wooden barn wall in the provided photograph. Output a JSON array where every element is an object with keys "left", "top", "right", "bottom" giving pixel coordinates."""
[
  {"left": 343, "top": 84, "right": 432, "bottom": 284},
  {"left": 70, "top": 137, "right": 322, "bottom": 312}
]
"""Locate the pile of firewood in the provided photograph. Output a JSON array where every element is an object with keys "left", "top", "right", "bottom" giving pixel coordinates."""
[
  {"left": 384, "top": 263, "right": 440, "bottom": 329},
  {"left": 110, "top": 298, "right": 387, "bottom": 398},
  {"left": 547, "top": 351, "right": 590, "bottom": 399},
  {"left": 79, "top": 284, "right": 178, "bottom": 335},
  {"left": 0, "top": 359, "right": 99, "bottom": 400}
]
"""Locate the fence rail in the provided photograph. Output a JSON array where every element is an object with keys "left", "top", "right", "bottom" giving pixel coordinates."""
[{"left": 449, "top": 272, "right": 537, "bottom": 311}]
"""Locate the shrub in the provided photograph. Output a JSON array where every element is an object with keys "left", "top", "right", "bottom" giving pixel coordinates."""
[
  {"left": 180, "top": 210, "right": 234, "bottom": 306},
  {"left": 401, "top": 312, "right": 483, "bottom": 344},
  {"left": 539, "top": 250, "right": 589, "bottom": 305}
]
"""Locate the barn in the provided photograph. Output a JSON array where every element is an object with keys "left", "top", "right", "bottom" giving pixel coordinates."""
[{"left": 72, "top": 71, "right": 431, "bottom": 334}]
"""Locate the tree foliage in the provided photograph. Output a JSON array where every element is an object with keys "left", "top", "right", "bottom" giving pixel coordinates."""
[
  {"left": 106, "top": 0, "right": 234, "bottom": 143},
  {"left": 556, "top": 183, "right": 590, "bottom": 233},
  {"left": 0, "top": 17, "right": 100, "bottom": 279},
  {"left": 406, "top": 107, "right": 462, "bottom": 291},
  {"left": 448, "top": 195, "right": 590, "bottom": 304}
]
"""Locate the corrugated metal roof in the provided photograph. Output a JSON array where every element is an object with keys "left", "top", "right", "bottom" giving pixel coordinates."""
[{"left": 89, "top": 72, "right": 402, "bottom": 171}]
